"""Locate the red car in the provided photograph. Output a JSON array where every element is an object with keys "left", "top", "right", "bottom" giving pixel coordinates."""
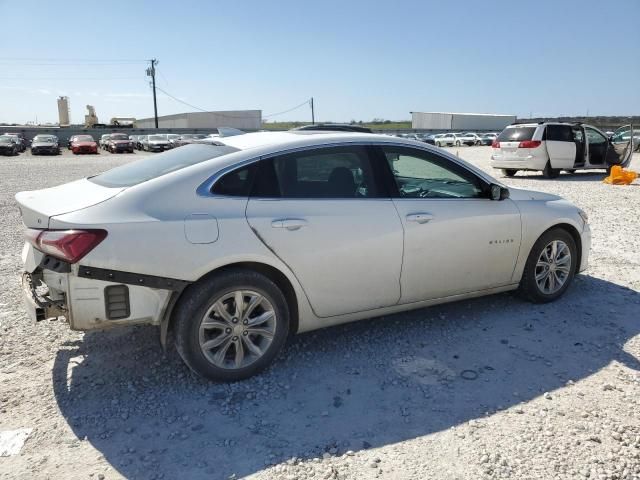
[{"left": 71, "top": 134, "right": 98, "bottom": 154}]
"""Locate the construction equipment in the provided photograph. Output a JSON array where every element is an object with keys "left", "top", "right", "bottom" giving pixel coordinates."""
[{"left": 84, "top": 105, "right": 99, "bottom": 128}]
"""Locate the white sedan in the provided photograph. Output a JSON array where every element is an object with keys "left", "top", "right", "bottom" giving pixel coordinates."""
[{"left": 17, "top": 132, "right": 591, "bottom": 380}]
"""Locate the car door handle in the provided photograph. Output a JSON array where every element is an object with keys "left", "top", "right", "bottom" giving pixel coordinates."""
[
  {"left": 406, "top": 213, "right": 433, "bottom": 224},
  {"left": 271, "top": 219, "right": 308, "bottom": 231}
]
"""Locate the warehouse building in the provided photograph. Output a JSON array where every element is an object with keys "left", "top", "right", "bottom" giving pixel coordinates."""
[
  {"left": 136, "top": 110, "right": 262, "bottom": 130},
  {"left": 411, "top": 111, "right": 516, "bottom": 131}
]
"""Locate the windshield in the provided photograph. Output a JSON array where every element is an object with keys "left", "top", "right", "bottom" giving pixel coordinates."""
[
  {"left": 0, "top": 136, "right": 13, "bottom": 143},
  {"left": 75, "top": 135, "right": 94, "bottom": 142},
  {"left": 110, "top": 134, "right": 128, "bottom": 140},
  {"left": 34, "top": 136, "right": 55, "bottom": 143},
  {"left": 148, "top": 135, "right": 166, "bottom": 141},
  {"left": 497, "top": 126, "right": 536, "bottom": 142},
  {"left": 89, "top": 144, "right": 239, "bottom": 187}
]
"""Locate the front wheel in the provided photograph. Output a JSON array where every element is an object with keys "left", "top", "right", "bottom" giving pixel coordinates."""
[
  {"left": 518, "top": 228, "right": 577, "bottom": 303},
  {"left": 174, "top": 269, "right": 290, "bottom": 381}
]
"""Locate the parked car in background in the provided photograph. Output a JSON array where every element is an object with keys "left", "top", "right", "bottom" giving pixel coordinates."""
[
  {"left": 435, "top": 133, "right": 462, "bottom": 147},
  {"left": 30, "top": 135, "right": 60, "bottom": 155},
  {"left": 459, "top": 132, "right": 482, "bottom": 146},
  {"left": 421, "top": 134, "right": 439, "bottom": 145},
  {"left": 610, "top": 127, "right": 640, "bottom": 152},
  {"left": 491, "top": 123, "right": 634, "bottom": 178},
  {"left": 71, "top": 135, "right": 98, "bottom": 155},
  {"left": 142, "top": 134, "right": 171, "bottom": 152},
  {"left": 18, "top": 131, "right": 591, "bottom": 381},
  {"left": 0, "top": 135, "right": 19, "bottom": 155},
  {"left": 133, "top": 135, "right": 146, "bottom": 150},
  {"left": 106, "top": 133, "right": 135, "bottom": 153},
  {"left": 480, "top": 133, "right": 498, "bottom": 146},
  {"left": 99, "top": 134, "right": 111, "bottom": 150},
  {"left": 173, "top": 134, "right": 208, "bottom": 147},
  {"left": 167, "top": 134, "right": 181, "bottom": 148},
  {"left": 4, "top": 133, "right": 27, "bottom": 152}
]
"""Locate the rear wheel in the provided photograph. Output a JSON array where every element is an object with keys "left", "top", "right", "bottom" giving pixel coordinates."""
[
  {"left": 502, "top": 169, "right": 518, "bottom": 177},
  {"left": 542, "top": 161, "right": 560, "bottom": 179},
  {"left": 174, "top": 269, "right": 290, "bottom": 381},
  {"left": 519, "top": 228, "right": 577, "bottom": 303}
]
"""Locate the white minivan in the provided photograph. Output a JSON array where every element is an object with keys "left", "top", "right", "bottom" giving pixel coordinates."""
[{"left": 490, "top": 123, "right": 634, "bottom": 178}]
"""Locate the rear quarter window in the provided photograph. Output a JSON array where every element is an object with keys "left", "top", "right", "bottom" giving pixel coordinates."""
[
  {"left": 89, "top": 144, "right": 239, "bottom": 187},
  {"left": 497, "top": 127, "right": 536, "bottom": 142}
]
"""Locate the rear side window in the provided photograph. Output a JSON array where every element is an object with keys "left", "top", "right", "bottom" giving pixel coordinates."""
[
  {"left": 259, "top": 146, "right": 380, "bottom": 198},
  {"left": 211, "top": 164, "right": 256, "bottom": 196},
  {"left": 545, "top": 125, "right": 573, "bottom": 142},
  {"left": 497, "top": 127, "right": 536, "bottom": 142},
  {"left": 90, "top": 144, "right": 239, "bottom": 187}
]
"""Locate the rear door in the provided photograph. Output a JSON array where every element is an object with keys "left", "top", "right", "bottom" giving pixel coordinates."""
[
  {"left": 606, "top": 125, "right": 634, "bottom": 167},
  {"left": 545, "top": 124, "right": 576, "bottom": 169},
  {"left": 377, "top": 145, "right": 521, "bottom": 303},
  {"left": 496, "top": 126, "right": 538, "bottom": 160},
  {"left": 245, "top": 145, "right": 403, "bottom": 318}
]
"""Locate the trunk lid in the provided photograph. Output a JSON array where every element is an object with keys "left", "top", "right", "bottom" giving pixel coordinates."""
[{"left": 15, "top": 178, "right": 124, "bottom": 228}]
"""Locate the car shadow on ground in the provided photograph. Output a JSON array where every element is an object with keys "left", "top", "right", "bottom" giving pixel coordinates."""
[
  {"left": 52, "top": 275, "right": 640, "bottom": 480},
  {"left": 505, "top": 171, "right": 609, "bottom": 182}
]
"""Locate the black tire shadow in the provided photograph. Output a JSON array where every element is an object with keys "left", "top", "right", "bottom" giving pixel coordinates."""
[{"left": 52, "top": 275, "right": 640, "bottom": 480}]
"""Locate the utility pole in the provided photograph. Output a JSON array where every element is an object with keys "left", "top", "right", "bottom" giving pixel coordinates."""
[
  {"left": 310, "top": 97, "right": 315, "bottom": 125},
  {"left": 146, "top": 59, "right": 159, "bottom": 128}
]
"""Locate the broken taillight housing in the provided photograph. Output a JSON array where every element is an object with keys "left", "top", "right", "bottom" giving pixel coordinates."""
[{"left": 25, "top": 229, "right": 107, "bottom": 263}]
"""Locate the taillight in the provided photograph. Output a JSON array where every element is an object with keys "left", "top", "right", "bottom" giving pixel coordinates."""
[
  {"left": 25, "top": 229, "right": 107, "bottom": 263},
  {"left": 491, "top": 139, "right": 500, "bottom": 148},
  {"left": 518, "top": 140, "right": 541, "bottom": 149}
]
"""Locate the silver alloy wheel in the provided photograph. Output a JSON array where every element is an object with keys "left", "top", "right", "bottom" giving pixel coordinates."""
[
  {"left": 198, "top": 290, "right": 276, "bottom": 369},
  {"left": 535, "top": 240, "right": 572, "bottom": 294}
]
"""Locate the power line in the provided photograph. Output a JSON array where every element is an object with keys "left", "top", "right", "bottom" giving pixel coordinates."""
[
  {"left": 0, "top": 57, "right": 147, "bottom": 63},
  {"left": 154, "top": 86, "right": 262, "bottom": 119},
  {"left": 263, "top": 99, "right": 312, "bottom": 118}
]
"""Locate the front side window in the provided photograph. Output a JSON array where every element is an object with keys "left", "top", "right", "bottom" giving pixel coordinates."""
[
  {"left": 262, "top": 146, "right": 380, "bottom": 198},
  {"left": 585, "top": 128, "right": 607, "bottom": 145},
  {"left": 383, "top": 146, "right": 485, "bottom": 199}
]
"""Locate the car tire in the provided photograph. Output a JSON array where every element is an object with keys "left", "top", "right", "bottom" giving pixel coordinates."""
[
  {"left": 455, "top": 141, "right": 461, "bottom": 147},
  {"left": 173, "top": 269, "right": 291, "bottom": 381},
  {"left": 518, "top": 228, "right": 577, "bottom": 304},
  {"left": 502, "top": 169, "right": 518, "bottom": 177},
  {"left": 542, "top": 161, "right": 560, "bottom": 179}
]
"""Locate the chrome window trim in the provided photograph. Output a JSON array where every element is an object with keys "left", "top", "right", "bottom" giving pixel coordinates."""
[{"left": 196, "top": 140, "right": 494, "bottom": 199}]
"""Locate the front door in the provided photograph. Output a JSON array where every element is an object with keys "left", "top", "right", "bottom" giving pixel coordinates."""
[
  {"left": 606, "top": 125, "right": 635, "bottom": 167},
  {"left": 245, "top": 145, "right": 403, "bottom": 318},
  {"left": 585, "top": 126, "right": 610, "bottom": 165},
  {"left": 378, "top": 145, "right": 522, "bottom": 303}
]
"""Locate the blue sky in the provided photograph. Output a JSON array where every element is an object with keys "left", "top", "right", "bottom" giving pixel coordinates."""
[{"left": 1, "top": 0, "right": 638, "bottom": 124}]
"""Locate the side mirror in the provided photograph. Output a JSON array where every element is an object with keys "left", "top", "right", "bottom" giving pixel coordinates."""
[{"left": 490, "top": 183, "right": 510, "bottom": 201}]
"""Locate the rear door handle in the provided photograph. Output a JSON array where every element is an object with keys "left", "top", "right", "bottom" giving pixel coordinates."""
[
  {"left": 406, "top": 213, "right": 433, "bottom": 224},
  {"left": 271, "top": 218, "right": 308, "bottom": 231}
]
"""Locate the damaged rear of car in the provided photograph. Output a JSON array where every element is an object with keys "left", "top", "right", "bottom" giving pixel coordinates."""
[{"left": 17, "top": 144, "right": 238, "bottom": 332}]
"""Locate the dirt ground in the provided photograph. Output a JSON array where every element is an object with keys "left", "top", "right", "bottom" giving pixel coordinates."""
[{"left": 0, "top": 147, "right": 639, "bottom": 480}]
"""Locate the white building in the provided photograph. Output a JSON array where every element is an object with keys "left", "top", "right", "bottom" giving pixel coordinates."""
[
  {"left": 411, "top": 111, "right": 516, "bottom": 131},
  {"left": 136, "top": 110, "right": 262, "bottom": 130}
]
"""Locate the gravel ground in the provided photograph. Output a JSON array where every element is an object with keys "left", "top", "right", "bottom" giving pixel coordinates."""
[{"left": 0, "top": 146, "right": 639, "bottom": 480}]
